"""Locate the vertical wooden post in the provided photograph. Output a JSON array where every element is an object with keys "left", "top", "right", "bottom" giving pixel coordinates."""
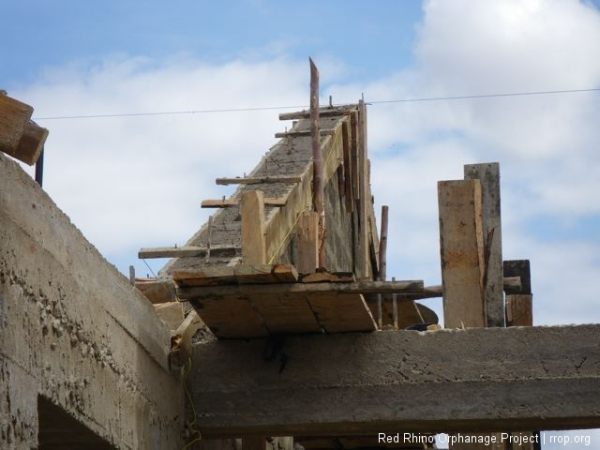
[
  {"left": 439, "top": 176, "right": 505, "bottom": 449},
  {"left": 295, "top": 211, "right": 319, "bottom": 274},
  {"left": 357, "top": 99, "right": 370, "bottom": 279},
  {"left": 241, "top": 190, "right": 266, "bottom": 265},
  {"left": 438, "top": 179, "right": 485, "bottom": 328},
  {"left": 379, "top": 206, "right": 389, "bottom": 282},
  {"left": 464, "top": 163, "right": 504, "bottom": 327},
  {"left": 504, "top": 259, "right": 536, "bottom": 450},
  {"left": 309, "top": 58, "right": 326, "bottom": 269}
]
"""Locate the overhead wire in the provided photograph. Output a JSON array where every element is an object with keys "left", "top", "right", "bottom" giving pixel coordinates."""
[{"left": 32, "top": 87, "right": 600, "bottom": 121}]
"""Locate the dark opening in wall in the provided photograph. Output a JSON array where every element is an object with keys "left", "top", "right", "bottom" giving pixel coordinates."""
[{"left": 37, "top": 396, "right": 116, "bottom": 450}]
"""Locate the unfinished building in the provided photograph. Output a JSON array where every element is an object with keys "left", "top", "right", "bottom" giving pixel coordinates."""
[{"left": 1, "top": 66, "right": 599, "bottom": 450}]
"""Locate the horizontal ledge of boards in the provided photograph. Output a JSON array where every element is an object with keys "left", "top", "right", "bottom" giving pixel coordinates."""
[
  {"left": 274, "top": 129, "right": 336, "bottom": 138},
  {"left": 201, "top": 196, "right": 288, "bottom": 208},
  {"left": 371, "top": 276, "right": 522, "bottom": 301},
  {"left": 173, "top": 264, "right": 299, "bottom": 287},
  {"left": 177, "top": 279, "right": 425, "bottom": 300},
  {"left": 138, "top": 245, "right": 237, "bottom": 259},
  {"left": 279, "top": 106, "right": 356, "bottom": 120},
  {"left": 216, "top": 176, "right": 302, "bottom": 186}
]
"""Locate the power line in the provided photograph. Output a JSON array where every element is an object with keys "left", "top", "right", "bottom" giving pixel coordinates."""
[{"left": 33, "top": 87, "right": 600, "bottom": 121}]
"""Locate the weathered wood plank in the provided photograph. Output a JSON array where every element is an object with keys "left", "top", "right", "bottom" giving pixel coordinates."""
[
  {"left": 301, "top": 272, "right": 354, "bottom": 284},
  {"left": 253, "top": 294, "right": 321, "bottom": 334},
  {"left": 135, "top": 279, "right": 177, "bottom": 304},
  {"left": 279, "top": 106, "right": 356, "bottom": 121},
  {"left": 170, "top": 310, "right": 204, "bottom": 368},
  {"left": 464, "top": 162, "right": 504, "bottom": 327},
  {"left": 241, "top": 190, "right": 267, "bottom": 265},
  {"left": 438, "top": 179, "right": 485, "bottom": 328},
  {"left": 202, "top": 196, "right": 288, "bottom": 208},
  {"left": 12, "top": 121, "right": 48, "bottom": 165},
  {"left": 295, "top": 211, "right": 319, "bottom": 274},
  {"left": 216, "top": 176, "right": 302, "bottom": 185},
  {"left": 138, "top": 245, "right": 237, "bottom": 259},
  {"left": 172, "top": 264, "right": 299, "bottom": 287},
  {"left": 191, "top": 297, "right": 268, "bottom": 338},
  {"left": 190, "top": 325, "right": 600, "bottom": 437},
  {"left": 357, "top": 100, "right": 371, "bottom": 279},
  {"left": 341, "top": 120, "right": 354, "bottom": 212},
  {"left": 178, "top": 280, "right": 424, "bottom": 301},
  {"left": 308, "top": 293, "right": 377, "bottom": 333},
  {"left": 275, "top": 129, "right": 336, "bottom": 138},
  {"left": 0, "top": 95, "right": 34, "bottom": 158}
]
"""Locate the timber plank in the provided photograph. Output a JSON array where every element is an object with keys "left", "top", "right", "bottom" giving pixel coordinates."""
[
  {"left": 216, "top": 176, "right": 301, "bottom": 186},
  {"left": 177, "top": 280, "right": 425, "bottom": 301},
  {"left": 13, "top": 121, "right": 48, "bottom": 165},
  {"left": 465, "top": 163, "right": 504, "bottom": 327},
  {"left": 173, "top": 264, "right": 299, "bottom": 287},
  {"left": 138, "top": 245, "right": 236, "bottom": 259},
  {"left": 0, "top": 95, "right": 34, "bottom": 158},
  {"left": 202, "top": 196, "right": 288, "bottom": 208},
  {"left": 191, "top": 297, "right": 268, "bottom": 338},
  {"left": 308, "top": 293, "right": 376, "bottom": 332},
  {"left": 438, "top": 179, "right": 485, "bottom": 328},
  {"left": 295, "top": 211, "right": 319, "bottom": 274},
  {"left": 253, "top": 294, "right": 321, "bottom": 334}
]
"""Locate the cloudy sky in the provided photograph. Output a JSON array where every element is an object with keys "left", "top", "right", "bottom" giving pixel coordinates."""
[
  {"left": 3, "top": 0, "right": 600, "bottom": 328},
  {"left": 3, "top": 0, "right": 600, "bottom": 445}
]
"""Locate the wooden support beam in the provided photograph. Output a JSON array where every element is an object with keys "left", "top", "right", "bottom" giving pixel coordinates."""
[
  {"left": 12, "top": 121, "right": 48, "bottom": 165},
  {"left": 138, "top": 245, "right": 237, "bottom": 259},
  {"left": 170, "top": 310, "right": 204, "bottom": 368},
  {"left": 202, "top": 196, "right": 288, "bottom": 208},
  {"left": 241, "top": 190, "right": 267, "bottom": 265},
  {"left": 310, "top": 58, "right": 326, "bottom": 269},
  {"left": 177, "top": 280, "right": 424, "bottom": 301},
  {"left": 279, "top": 106, "right": 356, "bottom": 121},
  {"left": 0, "top": 95, "right": 34, "bottom": 159},
  {"left": 190, "top": 325, "right": 600, "bottom": 438},
  {"left": 465, "top": 163, "right": 504, "bottom": 327},
  {"left": 173, "top": 264, "right": 299, "bottom": 287},
  {"left": 438, "top": 179, "right": 485, "bottom": 328},
  {"left": 379, "top": 206, "right": 389, "bottom": 282},
  {"left": 216, "top": 176, "right": 302, "bottom": 186},
  {"left": 357, "top": 100, "right": 371, "bottom": 279},
  {"left": 341, "top": 121, "right": 354, "bottom": 212},
  {"left": 295, "top": 212, "right": 319, "bottom": 274},
  {"left": 275, "top": 129, "right": 336, "bottom": 138},
  {"left": 135, "top": 279, "right": 177, "bottom": 304}
]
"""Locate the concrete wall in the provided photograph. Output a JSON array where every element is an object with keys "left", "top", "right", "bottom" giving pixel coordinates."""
[{"left": 0, "top": 153, "right": 184, "bottom": 449}]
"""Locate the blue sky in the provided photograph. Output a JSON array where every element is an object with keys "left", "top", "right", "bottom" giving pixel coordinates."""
[{"left": 3, "top": 1, "right": 600, "bottom": 445}]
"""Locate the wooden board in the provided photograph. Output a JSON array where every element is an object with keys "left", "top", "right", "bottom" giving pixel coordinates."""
[
  {"left": 173, "top": 264, "right": 298, "bottom": 287},
  {"left": 138, "top": 245, "right": 237, "bottom": 259},
  {"left": 13, "top": 121, "right": 48, "bottom": 165},
  {"left": 464, "top": 163, "right": 504, "bottom": 327},
  {"left": 308, "top": 293, "right": 377, "bottom": 332},
  {"left": 192, "top": 297, "right": 268, "bottom": 338},
  {"left": 216, "top": 176, "right": 301, "bottom": 186},
  {"left": 438, "top": 179, "right": 485, "bottom": 328},
  {"left": 253, "top": 294, "right": 322, "bottom": 334},
  {"left": 295, "top": 211, "right": 318, "bottom": 274},
  {"left": 202, "top": 196, "right": 287, "bottom": 208},
  {"left": 241, "top": 190, "right": 267, "bottom": 265},
  {"left": 0, "top": 95, "right": 34, "bottom": 158}
]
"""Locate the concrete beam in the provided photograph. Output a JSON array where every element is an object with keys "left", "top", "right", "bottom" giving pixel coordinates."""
[{"left": 190, "top": 325, "right": 600, "bottom": 438}]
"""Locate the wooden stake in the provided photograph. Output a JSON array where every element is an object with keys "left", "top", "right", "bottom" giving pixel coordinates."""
[
  {"left": 464, "top": 163, "right": 504, "bottom": 327},
  {"left": 310, "top": 58, "right": 326, "bottom": 268},
  {"left": 241, "top": 190, "right": 267, "bottom": 265},
  {"left": 379, "top": 206, "right": 389, "bottom": 282}
]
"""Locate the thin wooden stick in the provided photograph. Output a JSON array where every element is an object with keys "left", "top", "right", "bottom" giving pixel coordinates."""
[{"left": 310, "top": 57, "right": 326, "bottom": 267}]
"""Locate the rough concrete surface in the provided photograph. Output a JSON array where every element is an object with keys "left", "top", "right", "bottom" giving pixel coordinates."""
[
  {"left": 0, "top": 153, "right": 184, "bottom": 449},
  {"left": 190, "top": 325, "right": 600, "bottom": 437}
]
